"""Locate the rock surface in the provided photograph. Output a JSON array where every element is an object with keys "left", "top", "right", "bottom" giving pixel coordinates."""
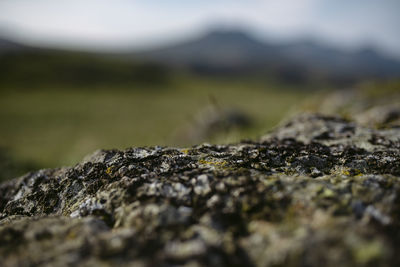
[{"left": 1, "top": 113, "right": 400, "bottom": 266}]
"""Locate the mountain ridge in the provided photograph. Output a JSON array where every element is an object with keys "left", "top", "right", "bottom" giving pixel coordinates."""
[
  {"left": 1, "top": 29, "right": 400, "bottom": 83},
  {"left": 133, "top": 29, "right": 400, "bottom": 81}
]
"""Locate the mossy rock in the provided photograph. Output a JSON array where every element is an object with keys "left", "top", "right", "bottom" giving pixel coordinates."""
[{"left": 0, "top": 113, "right": 399, "bottom": 266}]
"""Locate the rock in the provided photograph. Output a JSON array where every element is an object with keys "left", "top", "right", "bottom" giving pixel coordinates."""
[{"left": 1, "top": 113, "right": 400, "bottom": 266}]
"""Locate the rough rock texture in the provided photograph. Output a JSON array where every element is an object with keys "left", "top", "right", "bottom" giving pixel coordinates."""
[{"left": 1, "top": 113, "right": 400, "bottom": 266}]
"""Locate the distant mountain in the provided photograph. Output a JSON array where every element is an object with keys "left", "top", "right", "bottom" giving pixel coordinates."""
[
  {"left": 134, "top": 30, "right": 279, "bottom": 75},
  {"left": 1, "top": 30, "right": 400, "bottom": 85},
  {"left": 0, "top": 37, "right": 29, "bottom": 54},
  {"left": 136, "top": 31, "right": 275, "bottom": 66},
  {"left": 135, "top": 29, "right": 400, "bottom": 83}
]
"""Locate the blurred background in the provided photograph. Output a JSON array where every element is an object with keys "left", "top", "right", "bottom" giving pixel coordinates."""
[{"left": 1, "top": 0, "right": 400, "bottom": 181}]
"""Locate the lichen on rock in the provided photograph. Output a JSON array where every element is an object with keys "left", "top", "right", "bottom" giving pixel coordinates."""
[{"left": 0, "top": 113, "right": 400, "bottom": 266}]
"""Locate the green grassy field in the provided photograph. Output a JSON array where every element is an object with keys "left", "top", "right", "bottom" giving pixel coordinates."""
[{"left": 0, "top": 75, "right": 323, "bottom": 180}]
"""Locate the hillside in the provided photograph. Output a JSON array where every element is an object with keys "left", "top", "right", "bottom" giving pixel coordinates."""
[{"left": 0, "top": 49, "right": 170, "bottom": 88}]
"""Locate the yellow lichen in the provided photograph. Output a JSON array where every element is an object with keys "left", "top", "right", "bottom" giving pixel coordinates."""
[
  {"left": 342, "top": 170, "right": 351, "bottom": 176},
  {"left": 198, "top": 159, "right": 227, "bottom": 167},
  {"left": 181, "top": 149, "right": 190, "bottom": 155}
]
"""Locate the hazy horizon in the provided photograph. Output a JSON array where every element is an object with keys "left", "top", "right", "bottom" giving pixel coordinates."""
[{"left": 0, "top": 0, "right": 400, "bottom": 58}]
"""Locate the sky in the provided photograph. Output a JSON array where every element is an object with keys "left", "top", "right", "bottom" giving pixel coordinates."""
[{"left": 0, "top": 0, "right": 399, "bottom": 57}]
